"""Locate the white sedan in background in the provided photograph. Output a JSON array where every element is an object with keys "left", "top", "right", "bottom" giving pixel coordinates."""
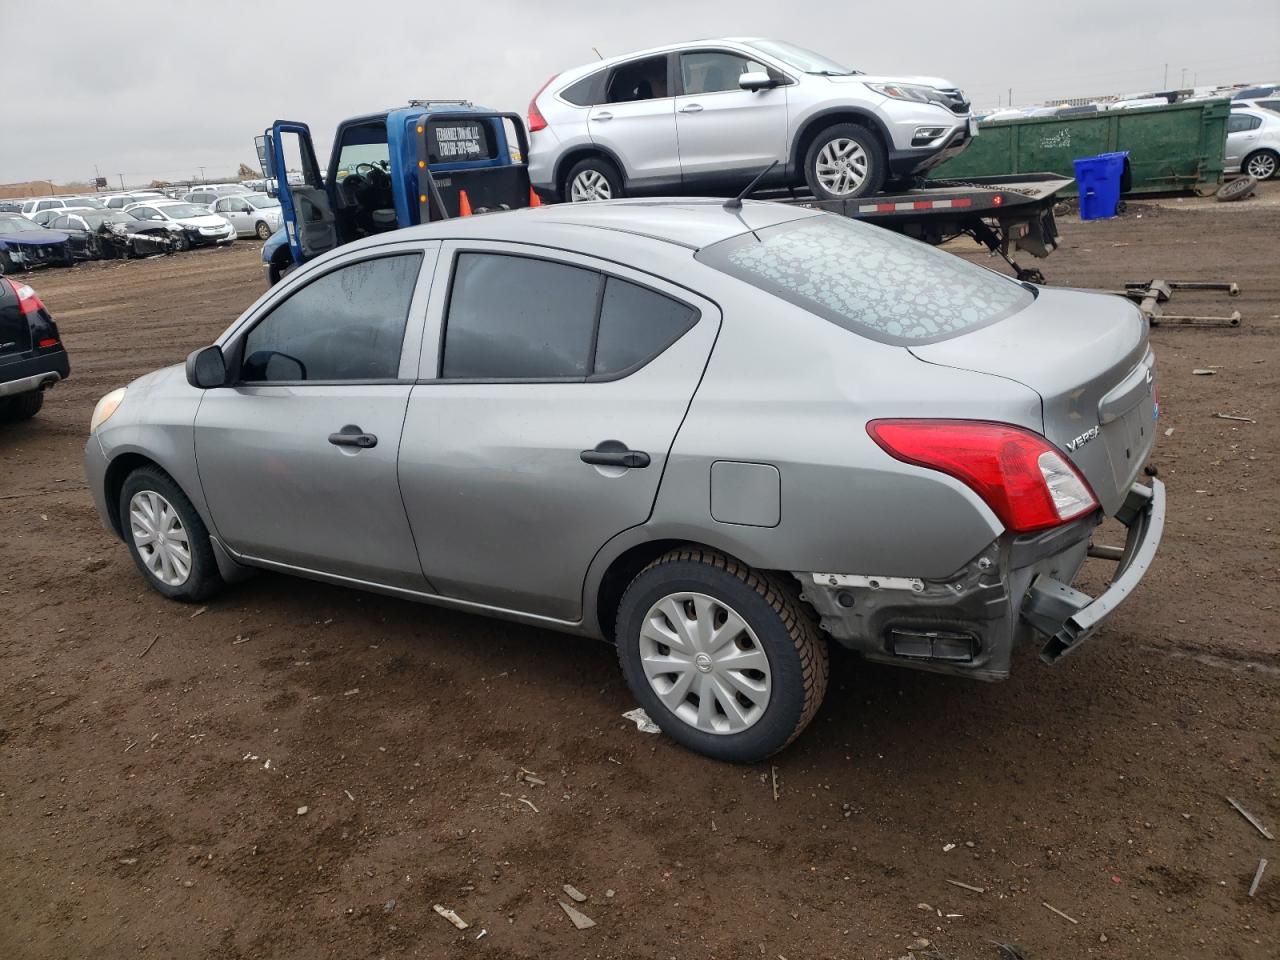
[
  {"left": 124, "top": 200, "right": 236, "bottom": 250},
  {"left": 1226, "top": 107, "right": 1280, "bottom": 180},
  {"left": 209, "top": 193, "right": 283, "bottom": 240}
]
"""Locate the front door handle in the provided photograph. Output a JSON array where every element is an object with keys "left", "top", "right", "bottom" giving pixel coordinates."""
[
  {"left": 591, "top": 111, "right": 613, "bottom": 122},
  {"left": 679, "top": 103, "right": 703, "bottom": 113},
  {"left": 581, "top": 440, "right": 650, "bottom": 469},
  {"left": 328, "top": 425, "right": 378, "bottom": 449}
]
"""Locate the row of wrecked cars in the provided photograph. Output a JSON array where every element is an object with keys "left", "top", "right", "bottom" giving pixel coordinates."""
[{"left": 0, "top": 207, "right": 184, "bottom": 274}]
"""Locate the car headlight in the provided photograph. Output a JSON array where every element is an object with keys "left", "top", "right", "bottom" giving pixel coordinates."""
[
  {"left": 868, "top": 82, "right": 944, "bottom": 104},
  {"left": 90, "top": 387, "right": 127, "bottom": 433}
]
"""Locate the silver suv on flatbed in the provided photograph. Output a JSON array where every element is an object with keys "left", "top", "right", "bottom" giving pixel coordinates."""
[{"left": 528, "top": 38, "right": 976, "bottom": 203}]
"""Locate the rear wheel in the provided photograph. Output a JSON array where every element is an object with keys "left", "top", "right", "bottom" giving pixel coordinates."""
[
  {"left": 173, "top": 233, "right": 190, "bottom": 252},
  {"left": 1, "top": 390, "right": 43, "bottom": 420},
  {"left": 255, "top": 220, "right": 272, "bottom": 240},
  {"left": 119, "top": 466, "right": 222, "bottom": 602},
  {"left": 615, "top": 549, "right": 829, "bottom": 763},
  {"left": 566, "top": 156, "right": 624, "bottom": 202},
  {"left": 804, "top": 123, "right": 887, "bottom": 200},
  {"left": 0, "top": 251, "right": 15, "bottom": 275},
  {"left": 1244, "top": 150, "right": 1278, "bottom": 181}
]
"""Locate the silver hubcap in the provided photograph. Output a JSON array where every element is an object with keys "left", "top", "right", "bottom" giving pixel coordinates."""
[
  {"left": 570, "top": 169, "right": 612, "bottom": 202},
  {"left": 1246, "top": 154, "right": 1276, "bottom": 179},
  {"left": 129, "top": 490, "right": 192, "bottom": 587},
  {"left": 815, "top": 138, "right": 868, "bottom": 196},
  {"left": 638, "top": 592, "right": 771, "bottom": 735}
]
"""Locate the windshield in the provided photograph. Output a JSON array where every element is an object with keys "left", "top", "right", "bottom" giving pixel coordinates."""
[
  {"left": 744, "top": 39, "right": 856, "bottom": 75},
  {"left": 74, "top": 197, "right": 106, "bottom": 208},
  {"left": 696, "top": 214, "right": 1033, "bottom": 346},
  {"left": 157, "top": 204, "right": 206, "bottom": 218},
  {"left": 0, "top": 217, "right": 45, "bottom": 234},
  {"left": 245, "top": 195, "right": 280, "bottom": 209}
]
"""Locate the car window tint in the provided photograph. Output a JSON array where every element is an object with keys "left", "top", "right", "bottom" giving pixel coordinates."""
[
  {"left": 442, "top": 253, "right": 601, "bottom": 379},
  {"left": 593, "top": 277, "right": 697, "bottom": 376},
  {"left": 680, "top": 51, "right": 768, "bottom": 95},
  {"left": 606, "top": 55, "right": 668, "bottom": 103},
  {"left": 697, "top": 215, "right": 1033, "bottom": 346},
  {"left": 241, "top": 254, "right": 421, "bottom": 383},
  {"left": 560, "top": 73, "right": 600, "bottom": 106}
]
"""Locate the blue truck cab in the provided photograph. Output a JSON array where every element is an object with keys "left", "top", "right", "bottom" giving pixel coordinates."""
[{"left": 258, "top": 101, "right": 532, "bottom": 285}]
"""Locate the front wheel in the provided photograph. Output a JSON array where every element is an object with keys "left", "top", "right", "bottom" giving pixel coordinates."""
[
  {"left": 565, "top": 156, "right": 624, "bottom": 202},
  {"left": 804, "top": 123, "right": 887, "bottom": 200},
  {"left": 615, "top": 549, "right": 829, "bottom": 763},
  {"left": 172, "top": 233, "right": 190, "bottom": 252},
  {"left": 1244, "top": 150, "right": 1278, "bottom": 181},
  {"left": 119, "top": 466, "right": 222, "bottom": 602},
  {"left": 255, "top": 221, "right": 272, "bottom": 240}
]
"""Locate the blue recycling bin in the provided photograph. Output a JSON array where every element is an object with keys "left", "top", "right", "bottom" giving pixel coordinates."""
[{"left": 1073, "top": 151, "right": 1130, "bottom": 221}]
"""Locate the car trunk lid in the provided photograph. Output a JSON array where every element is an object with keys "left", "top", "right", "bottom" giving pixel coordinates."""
[
  {"left": 909, "top": 287, "right": 1157, "bottom": 516},
  {"left": 0, "top": 279, "right": 33, "bottom": 358}
]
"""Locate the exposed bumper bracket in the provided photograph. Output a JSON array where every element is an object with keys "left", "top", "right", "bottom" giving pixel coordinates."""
[{"left": 1023, "top": 479, "right": 1165, "bottom": 662}]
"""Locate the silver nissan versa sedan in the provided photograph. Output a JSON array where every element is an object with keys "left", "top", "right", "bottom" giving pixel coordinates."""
[{"left": 84, "top": 199, "right": 1164, "bottom": 762}]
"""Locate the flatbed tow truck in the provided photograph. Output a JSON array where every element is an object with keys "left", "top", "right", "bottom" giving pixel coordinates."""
[{"left": 761, "top": 172, "right": 1073, "bottom": 283}]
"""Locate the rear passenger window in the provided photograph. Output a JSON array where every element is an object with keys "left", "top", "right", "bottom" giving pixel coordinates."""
[
  {"left": 606, "top": 56, "right": 669, "bottom": 103},
  {"left": 442, "top": 254, "right": 600, "bottom": 379},
  {"left": 593, "top": 278, "right": 697, "bottom": 376},
  {"left": 241, "top": 254, "right": 421, "bottom": 382}
]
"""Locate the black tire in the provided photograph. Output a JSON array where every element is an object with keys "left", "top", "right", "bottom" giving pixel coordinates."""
[
  {"left": 1216, "top": 175, "right": 1258, "bottom": 202},
  {"left": 173, "top": 233, "right": 190, "bottom": 252},
  {"left": 564, "top": 155, "right": 624, "bottom": 202},
  {"left": 1243, "top": 150, "right": 1278, "bottom": 181},
  {"left": 803, "top": 123, "right": 887, "bottom": 201},
  {"left": 1, "top": 390, "right": 43, "bottom": 420},
  {"left": 255, "top": 221, "right": 272, "bottom": 240},
  {"left": 0, "top": 251, "right": 15, "bottom": 275},
  {"left": 615, "top": 548, "right": 829, "bottom": 763},
  {"left": 118, "top": 465, "right": 222, "bottom": 602}
]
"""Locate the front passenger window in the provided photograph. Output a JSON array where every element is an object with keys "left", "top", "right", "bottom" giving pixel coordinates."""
[
  {"left": 241, "top": 254, "right": 422, "bottom": 383},
  {"left": 680, "top": 52, "right": 769, "bottom": 95}
]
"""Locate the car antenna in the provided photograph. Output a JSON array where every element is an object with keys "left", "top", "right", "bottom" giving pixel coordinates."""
[
  {"left": 591, "top": 46, "right": 603, "bottom": 60},
  {"left": 722, "top": 160, "right": 778, "bottom": 212}
]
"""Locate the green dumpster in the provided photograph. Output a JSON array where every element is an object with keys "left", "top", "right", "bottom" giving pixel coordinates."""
[{"left": 929, "top": 99, "right": 1230, "bottom": 195}]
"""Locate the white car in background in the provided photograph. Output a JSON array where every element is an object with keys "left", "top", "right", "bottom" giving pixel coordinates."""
[
  {"left": 124, "top": 200, "right": 236, "bottom": 250},
  {"left": 208, "top": 193, "right": 282, "bottom": 239},
  {"left": 1225, "top": 107, "right": 1280, "bottom": 180}
]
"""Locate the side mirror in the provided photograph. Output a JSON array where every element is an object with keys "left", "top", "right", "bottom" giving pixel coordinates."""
[
  {"left": 739, "top": 71, "right": 775, "bottom": 92},
  {"left": 185, "top": 345, "right": 228, "bottom": 389}
]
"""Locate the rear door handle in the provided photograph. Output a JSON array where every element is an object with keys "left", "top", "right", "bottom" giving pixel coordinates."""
[
  {"left": 591, "top": 111, "right": 613, "bottom": 122},
  {"left": 679, "top": 103, "right": 703, "bottom": 113},
  {"left": 581, "top": 440, "right": 650, "bottom": 469},
  {"left": 328, "top": 425, "right": 378, "bottom": 449}
]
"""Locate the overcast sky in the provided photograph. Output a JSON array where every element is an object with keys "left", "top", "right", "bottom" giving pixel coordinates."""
[{"left": 3, "top": 0, "right": 1278, "bottom": 186}]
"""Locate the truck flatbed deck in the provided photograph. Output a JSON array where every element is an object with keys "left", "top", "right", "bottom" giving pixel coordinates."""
[{"left": 761, "top": 173, "right": 1075, "bottom": 283}]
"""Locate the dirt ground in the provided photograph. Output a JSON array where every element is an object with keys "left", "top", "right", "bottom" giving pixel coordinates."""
[{"left": 2, "top": 185, "right": 1277, "bottom": 960}]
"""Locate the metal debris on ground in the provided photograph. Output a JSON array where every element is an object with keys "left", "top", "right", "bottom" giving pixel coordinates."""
[
  {"left": 344, "top": 789, "right": 355, "bottom": 801},
  {"left": 558, "top": 900, "right": 596, "bottom": 929},
  {"left": 1248, "top": 859, "right": 1267, "bottom": 897},
  {"left": 518, "top": 797, "right": 539, "bottom": 813},
  {"left": 517, "top": 768, "right": 546, "bottom": 786},
  {"left": 137, "top": 633, "right": 161, "bottom": 658},
  {"left": 1192, "top": 369, "right": 1216, "bottom": 376},
  {"left": 622, "top": 707, "right": 660, "bottom": 733},
  {"left": 946, "top": 879, "right": 985, "bottom": 893},
  {"left": 1226, "top": 796, "right": 1275, "bottom": 840},
  {"left": 563, "top": 883, "right": 587, "bottom": 903},
  {"left": 772, "top": 765, "right": 779, "bottom": 801},
  {"left": 432, "top": 904, "right": 469, "bottom": 930},
  {"left": 232, "top": 634, "right": 252, "bottom": 645},
  {"left": 1042, "top": 901, "right": 1078, "bottom": 924},
  {"left": 189, "top": 606, "right": 208, "bottom": 619},
  {"left": 1213, "top": 413, "right": 1256, "bottom": 423},
  {"left": 475, "top": 929, "right": 487, "bottom": 940},
  {"left": 991, "top": 943, "right": 1031, "bottom": 960},
  {"left": 1111, "top": 280, "right": 1242, "bottom": 327}
]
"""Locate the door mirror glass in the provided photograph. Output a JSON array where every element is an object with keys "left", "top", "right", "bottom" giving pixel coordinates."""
[
  {"left": 739, "top": 71, "right": 774, "bottom": 92},
  {"left": 185, "top": 345, "right": 228, "bottom": 389}
]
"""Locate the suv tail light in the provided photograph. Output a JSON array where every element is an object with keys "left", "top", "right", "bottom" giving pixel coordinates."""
[
  {"left": 527, "top": 75, "right": 555, "bottom": 133},
  {"left": 7, "top": 278, "right": 46, "bottom": 316},
  {"left": 867, "top": 419, "right": 1098, "bottom": 533}
]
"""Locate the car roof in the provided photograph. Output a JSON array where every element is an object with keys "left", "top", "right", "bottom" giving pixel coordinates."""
[
  {"left": 357, "top": 198, "right": 820, "bottom": 253},
  {"left": 555, "top": 38, "right": 771, "bottom": 80}
]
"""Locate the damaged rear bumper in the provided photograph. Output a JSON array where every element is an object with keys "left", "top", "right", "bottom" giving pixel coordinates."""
[
  {"left": 795, "top": 479, "right": 1164, "bottom": 681},
  {"left": 1022, "top": 479, "right": 1165, "bottom": 662}
]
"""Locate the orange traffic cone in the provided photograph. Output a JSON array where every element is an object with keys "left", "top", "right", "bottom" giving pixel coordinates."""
[
  {"left": 528, "top": 187, "right": 542, "bottom": 208},
  {"left": 458, "top": 189, "right": 473, "bottom": 217}
]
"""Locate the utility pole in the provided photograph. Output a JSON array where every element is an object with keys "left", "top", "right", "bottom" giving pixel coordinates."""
[
  {"left": 1180, "top": 67, "right": 1187, "bottom": 88},
  {"left": 1163, "top": 63, "right": 1168, "bottom": 87},
  {"left": 199, "top": 166, "right": 207, "bottom": 184},
  {"left": 117, "top": 173, "right": 125, "bottom": 189},
  {"left": 1008, "top": 87, "right": 1012, "bottom": 107}
]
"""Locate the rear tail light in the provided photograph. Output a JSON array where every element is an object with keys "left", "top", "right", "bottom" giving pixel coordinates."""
[
  {"left": 7, "top": 278, "right": 46, "bottom": 316},
  {"left": 867, "top": 419, "right": 1098, "bottom": 533},
  {"left": 527, "top": 75, "right": 556, "bottom": 133}
]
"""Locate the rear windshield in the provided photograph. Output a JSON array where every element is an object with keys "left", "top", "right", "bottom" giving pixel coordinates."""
[{"left": 696, "top": 214, "right": 1033, "bottom": 345}]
